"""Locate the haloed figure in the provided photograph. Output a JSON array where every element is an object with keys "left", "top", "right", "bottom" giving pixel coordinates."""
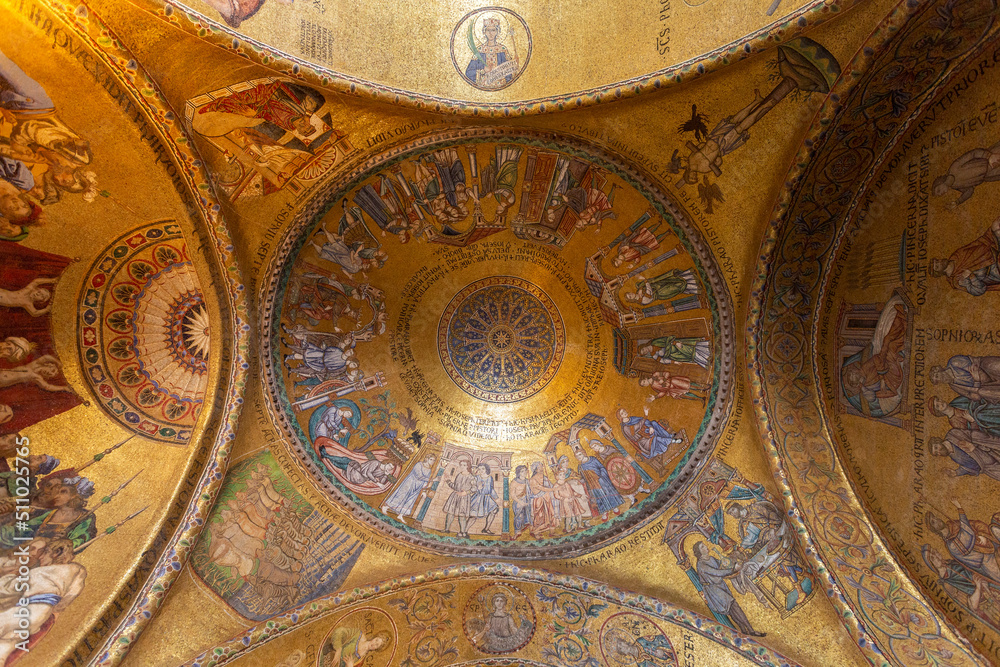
[
  {"left": 469, "top": 591, "right": 533, "bottom": 653},
  {"left": 465, "top": 18, "right": 517, "bottom": 88}
]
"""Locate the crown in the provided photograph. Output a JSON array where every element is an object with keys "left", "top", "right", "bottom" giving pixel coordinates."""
[{"left": 483, "top": 17, "right": 501, "bottom": 32}]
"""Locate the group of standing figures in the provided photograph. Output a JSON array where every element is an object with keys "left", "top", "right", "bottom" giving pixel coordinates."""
[
  {"left": 922, "top": 354, "right": 1000, "bottom": 631},
  {"left": 439, "top": 460, "right": 501, "bottom": 539},
  {"left": 373, "top": 406, "right": 689, "bottom": 541},
  {"left": 506, "top": 449, "right": 641, "bottom": 539}
]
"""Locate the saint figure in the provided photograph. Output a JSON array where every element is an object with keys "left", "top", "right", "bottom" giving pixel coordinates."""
[{"left": 464, "top": 18, "right": 517, "bottom": 89}]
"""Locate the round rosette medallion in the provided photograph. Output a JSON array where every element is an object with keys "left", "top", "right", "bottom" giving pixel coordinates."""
[
  {"left": 262, "top": 128, "right": 734, "bottom": 557},
  {"left": 78, "top": 220, "right": 211, "bottom": 443},
  {"left": 439, "top": 276, "right": 564, "bottom": 403}
]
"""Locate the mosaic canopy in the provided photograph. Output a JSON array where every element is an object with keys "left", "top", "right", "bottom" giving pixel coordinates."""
[
  {"left": 13, "top": 0, "right": 1000, "bottom": 663},
  {"left": 263, "top": 129, "right": 734, "bottom": 557}
]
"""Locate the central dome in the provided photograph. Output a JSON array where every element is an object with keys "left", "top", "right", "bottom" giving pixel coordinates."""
[{"left": 262, "top": 128, "right": 734, "bottom": 557}]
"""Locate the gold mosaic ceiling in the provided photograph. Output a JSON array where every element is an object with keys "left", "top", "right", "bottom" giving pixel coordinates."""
[{"left": 2, "top": 0, "right": 1000, "bottom": 665}]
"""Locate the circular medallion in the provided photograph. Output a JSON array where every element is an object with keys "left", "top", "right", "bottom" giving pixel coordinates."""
[
  {"left": 317, "top": 607, "right": 398, "bottom": 667},
  {"left": 450, "top": 7, "right": 531, "bottom": 92},
  {"left": 439, "top": 276, "right": 564, "bottom": 403},
  {"left": 78, "top": 220, "right": 211, "bottom": 443},
  {"left": 599, "top": 612, "right": 677, "bottom": 666},
  {"left": 263, "top": 128, "right": 734, "bottom": 557},
  {"left": 462, "top": 583, "right": 535, "bottom": 654}
]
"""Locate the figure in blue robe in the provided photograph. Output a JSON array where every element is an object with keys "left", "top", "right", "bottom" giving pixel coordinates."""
[
  {"left": 0, "top": 48, "right": 54, "bottom": 114},
  {"left": 469, "top": 463, "right": 500, "bottom": 534},
  {"left": 465, "top": 48, "right": 510, "bottom": 86},
  {"left": 618, "top": 412, "right": 679, "bottom": 459},
  {"left": 635, "top": 635, "right": 677, "bottom": 665},
  {"left": 0, "top": 157, "right": 34, "bottom": 191},
  {"left": 931, "top": 429, "right": 1000, "bottom": 481},
  {"left": 575, "top": 452, "right": 623, "bottom": 517},
  {"left": 942, "top": 355, "right": 981, "bottom": 387},
  {"left": 509, "top": 465, "right": 531, "bottom": 533},
  {"left": 931, "top": 355, "right": 1000, "bottom": 403},
  {"left": 948, "top": 396, "right": 1000, "bottom": 438},
  {"left": 308, "top": 400, "right": 360, "bottom": 448},
  {"left": 302, "top": 341, "right": 352, "bottom": 378},
  {"left": 463, "top": 19, "right": 515, "bottom": 88}
]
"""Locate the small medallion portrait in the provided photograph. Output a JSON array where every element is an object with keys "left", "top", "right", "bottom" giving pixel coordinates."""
[
  {"left": 450, "top": 7, "right": 531, "bottom": 91},
  {"left": 463, "top": 582, "right": 536, "bottom": 653},
  {"left": 599, "top": 612, "right": 678, "bottom": 666},
  {"left": 318, "top": 607, "right": 397, "bottom": 667}
]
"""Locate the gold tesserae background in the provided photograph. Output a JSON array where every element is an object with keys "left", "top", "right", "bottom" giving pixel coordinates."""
[{"left": 2, "top": 0, "right": 1000, "bottom": 666}]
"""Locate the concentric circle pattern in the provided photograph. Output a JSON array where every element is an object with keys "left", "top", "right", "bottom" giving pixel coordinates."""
[
  {"left": 264, "top": 129, "right": 733, "bottom": 557},
  {"left": 440, "top": 277, "right": 564, "bottom": 403},
  {"left": 78, "top": 221, "right": 211, "bottom": 443}
]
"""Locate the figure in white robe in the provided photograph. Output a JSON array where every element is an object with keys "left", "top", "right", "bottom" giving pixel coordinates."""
[{"left": 382, "top": 455, "right": 435, "bottom": 518}]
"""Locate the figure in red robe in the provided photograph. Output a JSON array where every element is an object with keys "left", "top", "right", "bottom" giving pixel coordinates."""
[{"left": 930, "top": 215, "right": 1000, "bottom": 296}]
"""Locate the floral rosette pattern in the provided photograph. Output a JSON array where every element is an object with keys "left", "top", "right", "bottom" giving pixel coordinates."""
[
  {"left": 439, "top": 277, "right": 564, "bottom": 403},
  {"left": 79, "top": 220, "right": 211, "bottom": 443}
]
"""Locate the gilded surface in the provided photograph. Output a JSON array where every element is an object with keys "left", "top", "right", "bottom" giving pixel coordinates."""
[
  {"left": 7, "top": 0, "right": 1000, "bottom": 664},
  {"left": 0, "top": 2, "right": 244, "bottom": 664},
  {"left": 261, "top": 130, "right": 733, "bottom": 556},
  {"left": 144, "top": 0, "right": 856, "bottom": 109}
]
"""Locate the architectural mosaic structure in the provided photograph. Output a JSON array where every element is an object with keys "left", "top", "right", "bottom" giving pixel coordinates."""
[{"left": 2, "top": 0, "right": 1000, "bottom": 665}]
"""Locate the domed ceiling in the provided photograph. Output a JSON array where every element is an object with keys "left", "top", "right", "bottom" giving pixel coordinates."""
[{"left": 2, "top": 0, "right": 1000, "bottom": 666}]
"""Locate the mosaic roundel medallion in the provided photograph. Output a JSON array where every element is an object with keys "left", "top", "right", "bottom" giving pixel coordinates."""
[
  {"left": 439, "top": 276, "right": 564, "bottom": 403},
  {"left": 263, "top": 128, "right": 734, "bottom": 557},
  {"left": 78, "top": 220, "right": 211, "bottom": 443}
]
